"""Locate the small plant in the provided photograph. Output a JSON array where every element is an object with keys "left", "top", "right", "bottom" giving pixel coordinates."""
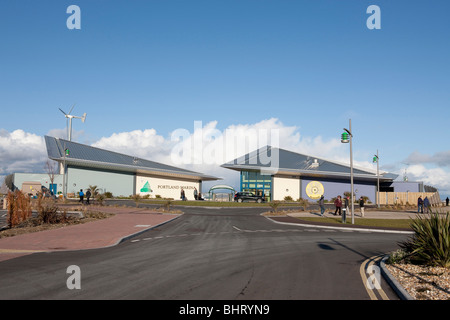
[
  {"left": 131, "top": 194, "right": 142, "bottom": 207},
  {"left": 284, "top": 196, "right": 293, "bottom": 201},
  {"left": 399, "top": 211, "right": 450, "bottom": 268},
  {"left": 96, "top": 193, "right": 106, "bottom": 206},
  {"left": 104, "top": 191, "right": 113, "bottom": 198},
  {"left": 163, "top": 200, "right": 172, "bottom": 211},
  {"left": 269, "top": 201, "right": 281, "bottom": 213},
  {"left": 387, "top": 249, "right": 410, "bottom": 265},
  {"left": 297, "top": 198, "right": 309, "bottom": 210}
]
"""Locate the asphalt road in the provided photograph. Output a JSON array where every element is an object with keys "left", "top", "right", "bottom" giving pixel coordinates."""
[{"left": 0, "top": 206, "right": 408, "bottom": 300}]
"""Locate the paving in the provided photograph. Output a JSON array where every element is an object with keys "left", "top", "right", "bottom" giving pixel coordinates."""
[{"left": 0, "top": 205, "right": 180, "bottom": 262}]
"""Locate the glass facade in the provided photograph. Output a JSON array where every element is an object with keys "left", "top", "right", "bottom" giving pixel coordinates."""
[{"left": 240, "top": 171, "right": 272, "bottom": 201}]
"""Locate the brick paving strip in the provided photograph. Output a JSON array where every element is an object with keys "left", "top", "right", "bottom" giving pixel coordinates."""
[{"left": 0, "top": 205, "right": 181, "bottom": 262}]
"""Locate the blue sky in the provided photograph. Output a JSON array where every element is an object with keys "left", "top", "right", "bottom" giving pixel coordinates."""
[{"left": 1, "top": 1, "right": 450, "bottom": 196}]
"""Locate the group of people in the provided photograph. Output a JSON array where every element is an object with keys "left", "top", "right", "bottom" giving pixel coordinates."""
[
  {"left": 180, "top": 187, "right": 203, "bottom": 201},
  {"left": 78, "top": 189, "right": 92, "bottom": 204},
  {"left": 318, "top": 195, "right": 366, "bottom": 217},
  {"left": 417, "top": 196, "right": 431, "bottom": 214}
]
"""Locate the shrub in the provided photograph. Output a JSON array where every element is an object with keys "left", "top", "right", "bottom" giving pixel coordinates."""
[
  {"left": 131, "top": 194, "right": 142, "bottom": 207},
  {"left": 297, "top": 198, "right": 309, "bottom": 210},
  {"left": 269, "top": 201, "right": 281, "bottom": 213},
  {"left": 104, "top": 191, "right": 113, "bottom": 198},
  {"left": 6, "top": 190, "right": 32, "bottom": 227},
  {"left": 284, "top": 196, "right": 293, "bottom": 201},
  {"left": 96, "top": 193, "right": 106, "bottom": 206},
  {"left": 36, "top": 195, "right": 60, "bottom": 224},
  {"left": 400, "top": 211, "right": 450, "bottom": 268},
  {"left": 163, "top": 200, "right": 172, "bottom": 211}
]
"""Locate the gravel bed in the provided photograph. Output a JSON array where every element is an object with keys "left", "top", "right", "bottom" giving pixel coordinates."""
[{"left": 385, "top": 263, "right": 450, "bottom": 300}]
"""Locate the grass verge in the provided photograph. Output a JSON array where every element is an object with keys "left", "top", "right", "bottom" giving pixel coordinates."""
[{"left": 297, "top": 217, "right": 412, "bottom": 229}]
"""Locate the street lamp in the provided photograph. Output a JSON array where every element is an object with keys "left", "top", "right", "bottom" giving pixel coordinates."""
[
  {"left": 341, "top": 119, "right": 354, "bottom": 224},
  {"left": 373, "top": 151, "right": 380, "bottom": 208},
  {"left": 63, "top": 146, "right": 70, "bottom": 199}
]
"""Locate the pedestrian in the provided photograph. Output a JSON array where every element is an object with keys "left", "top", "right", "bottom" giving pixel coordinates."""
[
  {"left": 79, "top": 189, "right": 84, "bottom": 203},
  {"left": 344, "top": 196, "right": 350, "bottom": 217},
  {"left": 85, "top": 189, "right": 91, "bottom": 205},
  {"left": 417, "top": 196, "right": 423, "bottom": 213},
  {"left": 334, "top": 195, "right": 342, "bottom": 216},
  {"left": 359, "top": 196, "right": 365, "bottom": 217},
  {"left": 194, "top": 187, "right": 198, "bottom": 200},
  {"left": 319, "top": 195, "right": 325, "bottom": 217},
  {"left": 446, "top": 197, "right": 449, "bottom": 206},
  {"left": 181, "top": 188, "right": 186, "bottom": 201},
  {"left": 424, "top": 196, "right": 430, "bottom": 214}
]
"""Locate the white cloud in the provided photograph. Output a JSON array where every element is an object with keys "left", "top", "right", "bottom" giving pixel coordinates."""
[
  {"left": 407, "top": 164, "right": 450, "bottom": 194},
  {"left": 0, "top": 129, "right": 46, "bottom": 174}
]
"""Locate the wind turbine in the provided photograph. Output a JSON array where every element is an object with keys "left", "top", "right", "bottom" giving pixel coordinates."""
[{"left": 59, "top": 104, "right": 87, "bottom": 141}]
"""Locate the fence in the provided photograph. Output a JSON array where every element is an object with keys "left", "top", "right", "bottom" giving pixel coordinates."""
[{"left": 376, "top": 191, "right": 441, "bottom": 206}]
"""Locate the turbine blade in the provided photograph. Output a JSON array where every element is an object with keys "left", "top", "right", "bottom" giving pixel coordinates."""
[
  {"left": 59, "top": 108, "right": 67, "bottom": 115},
  {"left": 68, "top": 103, "right": 76, "bottom": 115}
]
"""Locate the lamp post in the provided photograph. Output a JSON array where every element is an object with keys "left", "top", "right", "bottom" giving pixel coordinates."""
[
  {"left": 341, "top": 119, "right": 354, "bottom": 224},
  {"left": 373, "top": 150, "right": 380, "bottom": 208},
  {"left": 63, "top": 146, "right": 69, "bottom": 199}
]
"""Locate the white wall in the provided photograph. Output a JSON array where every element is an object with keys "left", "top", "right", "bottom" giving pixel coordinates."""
[
  {"left": 136, "top": 175, "right": 200, "bottom": 200},
  {"left": 273, "top": 176, "right": 300, "bottom": 201}
]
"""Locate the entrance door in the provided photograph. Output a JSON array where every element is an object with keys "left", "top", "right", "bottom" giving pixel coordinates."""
[{"left": 49, "top": 184, "right": 57, "bottom": 195}]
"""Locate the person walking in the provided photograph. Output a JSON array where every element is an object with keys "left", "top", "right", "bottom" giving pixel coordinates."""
[
  {"left": 344, "top": 196, "right": 350, "bottom": 218},
  {"left": 194, "top": 187, "right": 198, "bottom": 200},
  {"left": 85, "top": 189, "right": 91, "bottom": 205},
  {"left": 359, "top": 196, "right": 365, "bottom": 217},
  {"left": 417, "top": 196, "right": 424, "bottom": 213},
  {"left": 446, "top": 197, "right": 449, "bottom": 206},
  {"left": 180, "top": 188, "right": 186, "bottom": 201},
  {"left": 334, "top": 196, "right": 342, "bottom": 216},
  {"left": 424, "top": 196, "right": 430, "bottom": 214},
  {"left": 79, "top": 189, "right": 84, "bottom": 203},
  {"left": 319, "top": 195, "right": 325, "bottom": 217}
]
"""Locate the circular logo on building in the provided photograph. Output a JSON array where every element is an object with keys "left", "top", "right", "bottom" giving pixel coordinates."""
[{"left": 305, "top": 181, "right": 324, "bottom": 200}]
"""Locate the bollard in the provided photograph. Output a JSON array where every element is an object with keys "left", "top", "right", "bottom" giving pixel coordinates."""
[{"left": 342, "top": 208, "right": 346, "bottom": 223}]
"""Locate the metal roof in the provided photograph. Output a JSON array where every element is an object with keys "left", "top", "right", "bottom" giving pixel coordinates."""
[
  {"left": 221, "top": 146, "right": 397, "bottom": 182},
  {"left": 45, "top": 136, "right": 219, "bottom": 181}
]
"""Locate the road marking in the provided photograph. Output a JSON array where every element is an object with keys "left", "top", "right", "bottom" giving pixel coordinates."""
[
  {"left": 360, "top": 255, "right": 389, "bottom": 300},
  {"left": 130, "top": 225, "right": 363, "bottom": 244}
]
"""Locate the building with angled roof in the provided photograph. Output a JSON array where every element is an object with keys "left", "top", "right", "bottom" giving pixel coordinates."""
[
  {"left": 221, "top": 146, "right": 423, "bottom": 203},
  {"left": 11, "top": 136, "right": 219, "bottom": 199}
]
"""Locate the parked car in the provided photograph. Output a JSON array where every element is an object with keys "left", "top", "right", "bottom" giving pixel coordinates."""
[{"left": 234, "top": 192, "right": 265, "bottom": 203}]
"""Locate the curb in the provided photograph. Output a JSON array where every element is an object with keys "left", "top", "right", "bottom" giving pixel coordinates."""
[{"left": 380, "top": 255, "right": 414, "bottom": 300}]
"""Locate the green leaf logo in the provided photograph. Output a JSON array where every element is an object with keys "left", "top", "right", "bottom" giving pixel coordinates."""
[{"left": 140, "top": 181, "right": 152, "bottom": 193}]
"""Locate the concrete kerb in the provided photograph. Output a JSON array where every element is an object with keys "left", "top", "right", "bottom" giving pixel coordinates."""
[{"left": 380, "top": 255, "right": 414, "bottom": 300}]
